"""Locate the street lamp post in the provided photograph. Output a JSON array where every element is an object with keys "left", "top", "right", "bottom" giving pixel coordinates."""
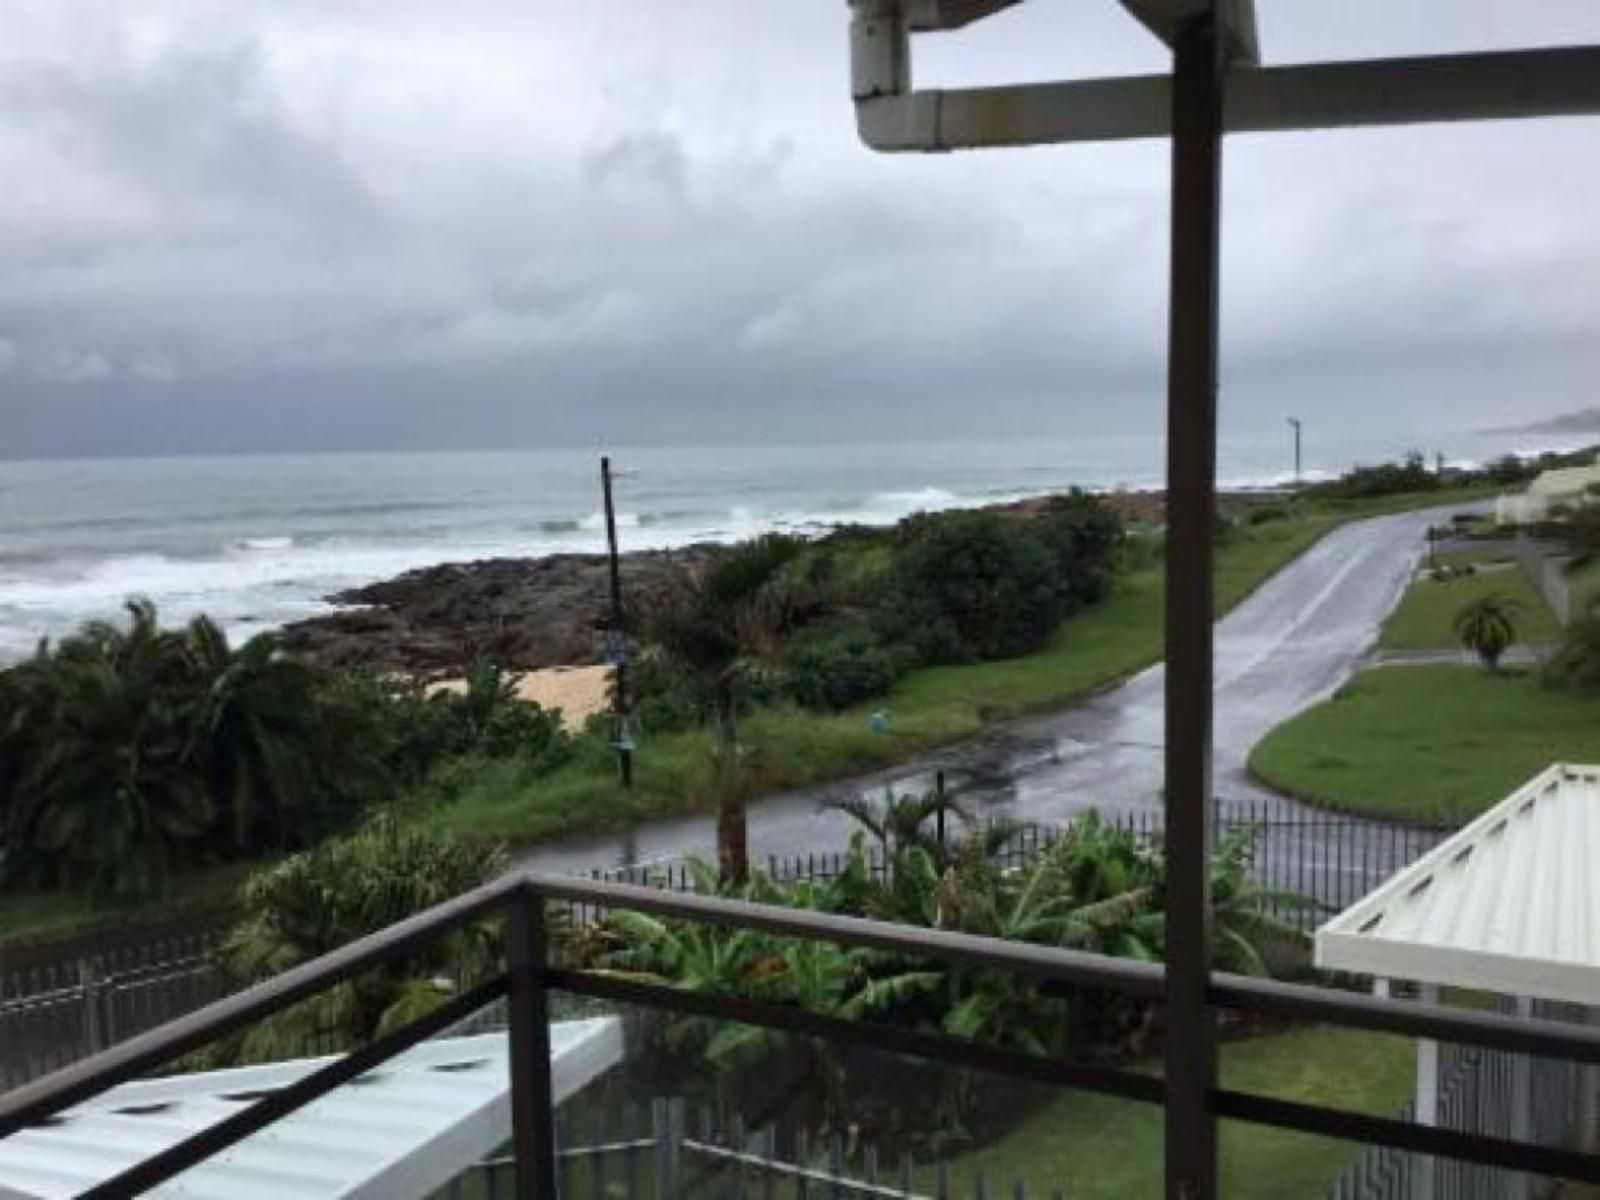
[{"left": 1287, "top": 417, "right": 1303, "bottom": 486}]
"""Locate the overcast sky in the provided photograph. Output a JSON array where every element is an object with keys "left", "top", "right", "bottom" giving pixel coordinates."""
[{"left": 2, "top": 0, "right": 1599, "bottom": 458}]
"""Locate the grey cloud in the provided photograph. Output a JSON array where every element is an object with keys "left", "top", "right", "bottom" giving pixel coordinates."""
[{"left": 0, "top": 1, "right": 1598, "bottom": 457}]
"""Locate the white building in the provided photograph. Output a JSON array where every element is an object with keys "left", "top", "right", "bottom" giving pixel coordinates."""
[{"left": 1496, "top": 455, "right": 1600, "bottom": 525}]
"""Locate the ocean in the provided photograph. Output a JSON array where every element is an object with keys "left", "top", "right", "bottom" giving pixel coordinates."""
[{"left": 0, "top": 429, "right": 1575, "bottom": 662}]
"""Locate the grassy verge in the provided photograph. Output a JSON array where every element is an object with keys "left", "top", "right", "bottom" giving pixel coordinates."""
[
  {"left": 945, "top": 1025, "right": 1413, "bottom": 1198},
  {"left": 1249, "top": 666, "right": 1600, "bottom": 826},
  {"left": 1379, "top": 567, "right": 1560, "bottom": 650},
  {"left": 0, "top": 487, "right": 1491, "bottom": 944}
]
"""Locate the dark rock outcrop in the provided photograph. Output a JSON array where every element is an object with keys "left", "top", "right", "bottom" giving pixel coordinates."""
[{"left": 282, "top": 546, "right": 714, "bottom": 677}]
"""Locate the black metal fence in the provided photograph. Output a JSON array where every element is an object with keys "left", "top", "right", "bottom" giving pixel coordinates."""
[
  {"left": 438, "top": 1097, "right": 1077, "bottom": 1200},
  {"left": 0, "top": 802, "right": 1447, "bottom": 1094},
  {"left": 591, "top": 801, "right": 1449, "bottom": 932},
  {"left": 0, "top": 919, "right": 227, "bottom": 1091}
]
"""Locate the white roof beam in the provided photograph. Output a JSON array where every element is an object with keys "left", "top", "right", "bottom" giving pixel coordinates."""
[{"left": 855, "top": 45, "right": 1600, "bottom": 151}]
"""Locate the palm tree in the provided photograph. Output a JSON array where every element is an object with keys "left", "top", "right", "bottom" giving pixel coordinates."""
[
  {"left": 184, "top": 616, "right": 375, "bottom": 853},
  {"left": 825, "top": 786, "right": 972, "bottom": 869},
  {"left": 649, "top": 535, "right": 806, "bottom": 881},
  {"left": 22, "top": 600, "right": 211, "bottom": 896},
  {"left": 1453, "top": 594, "right": 1521, "bottom": 670},
  {"left": 0, "top": 600, "right": 387, "bottom": 898}
]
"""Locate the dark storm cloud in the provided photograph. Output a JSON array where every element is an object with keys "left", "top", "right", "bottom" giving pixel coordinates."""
[{"left": 0, "top": 0, "right": 1598, "bottom": 457}]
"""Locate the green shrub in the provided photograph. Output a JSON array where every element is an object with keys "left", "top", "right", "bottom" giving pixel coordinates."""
[
  {"left": 876, "top": 510, "right": 1063, "bottom": 664},
  {"left": 209, "top": 814, "right": 505, "bottom": 1062},
  {"left": 1032, "top": 490, "right": 1125, "bottom": 609},
  {"left": 784, "top": 626, "right": 901, "bottom": 711},
  {"left": 480, "top": 700, "right": 572, "bottom": 770},
  {"left": 1314, "top": 451, "right": 1439, "bottom": 500},
  {"left": 1247, "top": 505, "right": 1289, "bottom": 526}
]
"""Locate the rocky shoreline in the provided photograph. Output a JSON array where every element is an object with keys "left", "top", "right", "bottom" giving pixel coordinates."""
[
  {"left": 282, "top": 488, "right": 1181, "bottom": 678},
  {"left": 281, "top": 545, "right": 716, "bottom": 677}
]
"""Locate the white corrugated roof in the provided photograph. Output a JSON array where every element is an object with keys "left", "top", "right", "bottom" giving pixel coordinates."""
[
  {"left": 0, "top": 1018, "right": 621, "bottom": 1200},
  {"left": 1316, "top": 764, "right": 1600, "bottom": 1005}
]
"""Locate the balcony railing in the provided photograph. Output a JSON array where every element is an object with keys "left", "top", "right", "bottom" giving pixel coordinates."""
[{"left": 3, "top": 870, "right": 1600, "bottom": 1198}]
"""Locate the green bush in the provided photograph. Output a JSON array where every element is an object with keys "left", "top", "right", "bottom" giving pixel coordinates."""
[
  {"left": 209, "top": 815, "right": 505, "bottom": 1062},
  {"left": 1032, "top": 490, "right": 1125, "bottom": 610},
  {"left": 1314, "top": 451, "right": 1438, "bottom": 500},
  {"left": 784, "top": 626, "right": 902, "bottom": 711},
  {"left": 342, "top": 661, "right": 575, "bottom": 786},
  {"left": 876, "top": 510, "right": 1063, "bottom": 664},
  {"left": 479, "top": 700, "right": 572, "bottom": 770}
]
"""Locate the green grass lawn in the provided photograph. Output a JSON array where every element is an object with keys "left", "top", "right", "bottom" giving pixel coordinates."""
[
  {"left": 943, "top": 1026, "right": 1414, "bottom": 1198},
  {"left": 1379, "top": 567, "right": 1559, "bottom": 651},
  {"left": 1249, "top": 666, "right": 1600, "bottom": 826}
]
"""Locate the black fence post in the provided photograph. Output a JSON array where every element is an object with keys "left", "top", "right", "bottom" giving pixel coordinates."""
[{"left": 507, "top": 888, "right": 558, "bottom": 1199}]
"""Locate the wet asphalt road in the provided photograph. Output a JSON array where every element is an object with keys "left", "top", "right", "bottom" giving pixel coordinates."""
[{"left": 525, "top": 504, "right": 1469, "bottom": 878}]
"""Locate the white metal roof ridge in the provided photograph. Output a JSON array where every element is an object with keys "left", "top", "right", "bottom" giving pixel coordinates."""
[
  {"left": 0, "top": 1017, "right": 623, "bottom": 1200},
  {"left": 1316, "top": 764, "right": 1600, "bottom": 1004}
]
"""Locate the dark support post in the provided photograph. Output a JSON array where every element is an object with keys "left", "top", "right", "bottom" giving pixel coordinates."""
[
  {"left": 507, "top": 889, "right": 558, "bottom": 1198},
  {"left": 1164, "top": 9, "right": 1225, "bottom": 1199},
  {"left": 601, "top": 455, "right": 633, "bottom": 789}
]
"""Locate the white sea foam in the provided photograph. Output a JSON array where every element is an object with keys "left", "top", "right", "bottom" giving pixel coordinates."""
[
  {"left": 231, "top": 535, "right": 295, "bottom": 552},
  {"left": 578, "top": 510, "right": 642, "bottom": 532},
  {"left": 871, "top": 487, "right": 960, "bottom": 513}
]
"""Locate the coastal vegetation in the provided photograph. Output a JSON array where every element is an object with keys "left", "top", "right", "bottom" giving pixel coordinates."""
[
  {"left": 641, "top": 496, "right": 1125, "bottom": 880},
  {"left": 420, "top": 485, "right": 1490, "bottom": 854},
  {"left": 1249, "top": 666, "right": 1600, "bottom": 826},
  {"left": 0, "top": 470, "right": 1501, "bottom": 938},
  {"left": 198, "top": 815, "right": 505, "bottom": 1064},
  {"left": 0, "top": 602, "right": 384, "bottom": 899},
  {"left": 559, "top": 799, "right": 1311, "bottom": 1161},
  {"left": 0, "top": 606, "right": 571, "bottom": 901}
]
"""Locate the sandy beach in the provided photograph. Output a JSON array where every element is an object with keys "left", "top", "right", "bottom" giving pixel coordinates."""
[{"left": 430, "top": 664, "right": 612, "bottom": 731}]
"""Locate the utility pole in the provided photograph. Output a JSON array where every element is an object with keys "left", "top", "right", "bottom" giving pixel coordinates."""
[
  {"left": 600, "top": 456, "right": 632, "bottom": 789},
  {"left": 1287, "top": 417, "right": 1303, "bottom": 486}
]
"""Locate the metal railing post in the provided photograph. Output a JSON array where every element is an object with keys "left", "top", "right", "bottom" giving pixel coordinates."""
[
  {"left": 1163, "top": 6, "right": 1226, "bottom": 1198},
  {"left": 507, "top": 886, "right": 559, "bottom": 1199}
]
